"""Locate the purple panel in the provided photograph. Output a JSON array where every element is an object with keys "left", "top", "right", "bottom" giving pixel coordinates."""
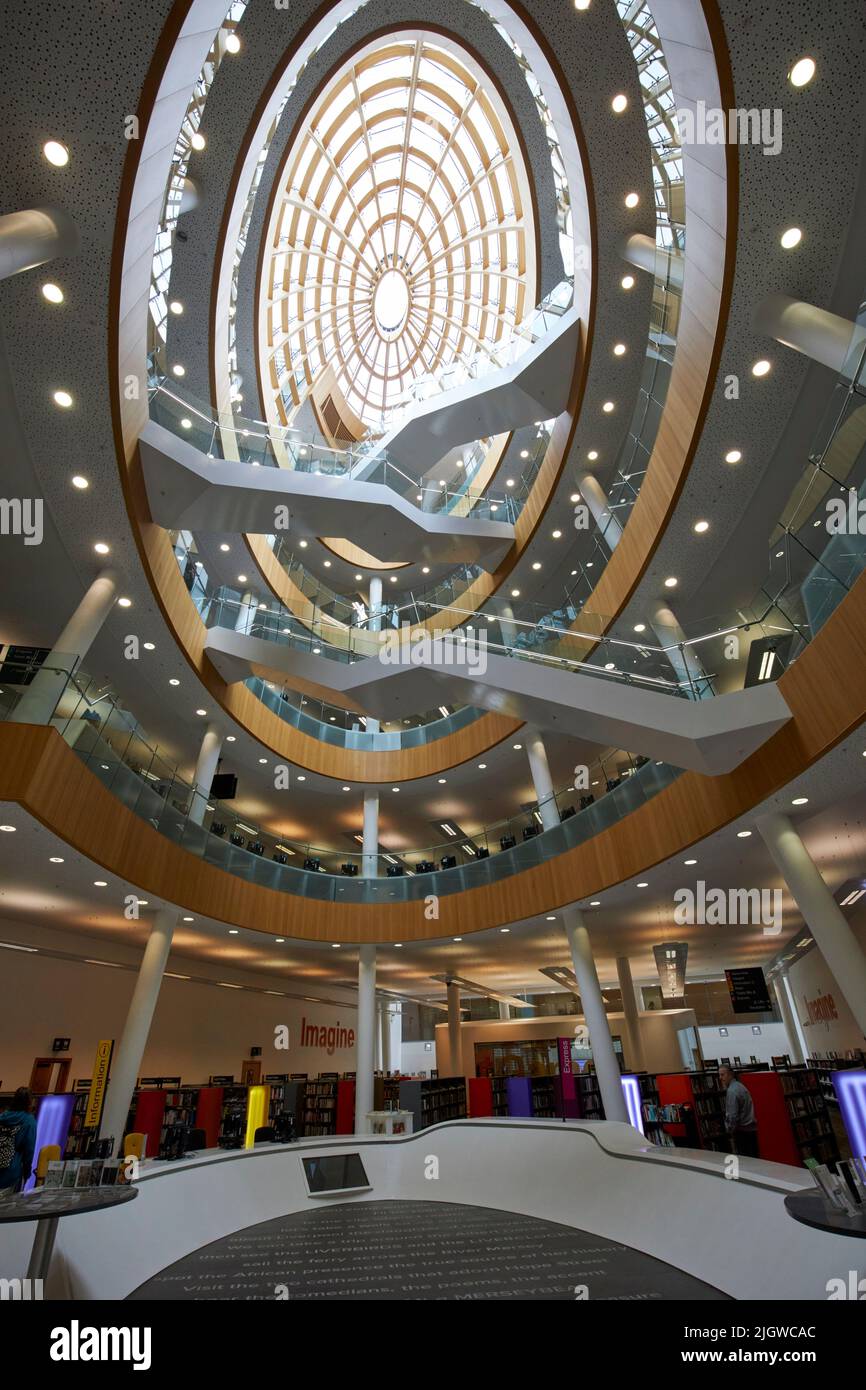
[
  {"left": 25, "top": 1093, "right": 77, "bottom": 1191},
  {"left": 505, "top": 1076, "right": 533, "bottom": 1118},
  {"left": 832, "top": 1070, "right": 866, "bottom": 1164}
]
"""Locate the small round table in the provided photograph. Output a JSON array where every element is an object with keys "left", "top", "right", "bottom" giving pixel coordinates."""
[
  {"left": 784, "top": 1188, "right": 866, "bottom": 1238},
  {"left": 0, "top": 1184, "right": 139, "bottom": 1281}
]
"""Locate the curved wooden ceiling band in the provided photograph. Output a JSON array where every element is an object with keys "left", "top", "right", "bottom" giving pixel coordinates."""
[{"left": 4, "top": 573, "right": 865, "bottom": 942}]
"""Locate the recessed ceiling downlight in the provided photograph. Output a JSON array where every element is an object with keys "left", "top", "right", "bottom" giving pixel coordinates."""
[
  {"left": 43, "top": 140, "right": 69, "bottom": 166},
  {"left": 789, "top": 57, "right": 816, "bottom": 87}
]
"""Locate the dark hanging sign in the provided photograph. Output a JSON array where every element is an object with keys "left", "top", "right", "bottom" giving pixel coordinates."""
[
  {"left": 209, "top": 1075, "right": 235, "bottom": 1086},
  {"left": 139, "top": 1076, "right": 181, "bottom": 1088},
  {"left": 724, "top": 968, "right": 772, "bottom": 1014},
  {"left": 52, "top": 1037, "right": 71, "bottom": 1053}
]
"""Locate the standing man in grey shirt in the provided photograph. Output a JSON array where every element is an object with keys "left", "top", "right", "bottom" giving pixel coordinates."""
[{"left": 719, "top": 1065, "right": 759, "bottom": 1158}]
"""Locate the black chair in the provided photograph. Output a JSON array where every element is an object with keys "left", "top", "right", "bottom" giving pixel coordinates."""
[
  {"left": 500, "top": 834, "right": 516, "bottom": 851},
  {"left": 272, "top": 852, "right": 288, "bottom": 865},
  {"left": 386, "top": 864, "right": 405, "bottom": 877},
  {"left": 304, "top": 857, "right": 320, "bottom": 872},
  {"left": 560, "top": 805, "right": 576, "bottom": 821},
  {"left": 341, "top": 862, "right": 358, "bottom": 876},
  {"left": 249, "top": 841, "right": 264, "bottom": 856},
  {"left": 253, "top": 1126, "right": 275, "bottom": 1144},
  {"left": 415, "top": 861, "right": 435, "bottom": 873},
  {"left": 230, "top": 832, "right": 245, "bottom": 848},
  {"left": 211, "top": 821, "right": 226, "bottom": 837},
  {"left": 523, "top": 825, "right": 539, "bottom": 840},
  {"left": 579, "top": 795, "right": 595, "bottom": 810},
  {"left": 606, "top": 778, "right": 621, "bottom": 792},
  {"left": 475, "top": 846, "right": 490, "bottom": 858},
  {"left": 186, "top": 1128, "right": 207, "bottom": 1152},
  {"left": 440, "top": 854, "right": 457, "bottom": 870}
]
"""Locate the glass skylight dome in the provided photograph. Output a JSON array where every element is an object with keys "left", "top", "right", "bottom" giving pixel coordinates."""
[{"left": 259, "top": 34, "right": 537, "bottom": 433}]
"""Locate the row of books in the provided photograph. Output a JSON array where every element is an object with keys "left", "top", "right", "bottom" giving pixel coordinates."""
[{"left": 44, "top": 1158, "right": 124, "bottom": 1188}]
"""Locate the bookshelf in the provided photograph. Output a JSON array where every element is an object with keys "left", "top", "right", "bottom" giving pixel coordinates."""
[
  {"left": 301, "top": 1078, "right": 339, "bottom": 1136},
  {"left": 530, "top": 1076, "right": 557, "bottom": 1118},
  {"left": 399, "top": 1077, "right": 467, "bottom": 1130},
  {"left": 159, "top": 1087, "right": 198, "bottom": 1158},
  {"left": 132, "top": 1089, "right": 167, "bottom": 1159},
  {"left": 773, "top": 1068, "right": 839, "bottom": 1166},
  {"left": 575, "top": 1071, "right": 603, "bottom": 1121},
  {"left": 490, "top": 1076, "right": 508, "bottom": 1116},
  {"left": 217, "top": 1085, "right": 248, "bottom": 1147},
  {"left": 64, "top": 1088, "right": 93, "bottom": 1158}
]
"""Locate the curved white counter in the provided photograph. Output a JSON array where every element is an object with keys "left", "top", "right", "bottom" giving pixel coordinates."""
[{"left": 0, "top": 1119, "right": 858, "bottom": 1300}]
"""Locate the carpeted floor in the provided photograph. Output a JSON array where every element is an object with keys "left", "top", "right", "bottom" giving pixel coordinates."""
[{"left": 127, "top": 1199, "right": 730, "bottom": 1301}]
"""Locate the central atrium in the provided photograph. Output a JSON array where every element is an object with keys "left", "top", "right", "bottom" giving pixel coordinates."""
[{"left": 1, "top": 0, "right": 865, "bottom": 1344}]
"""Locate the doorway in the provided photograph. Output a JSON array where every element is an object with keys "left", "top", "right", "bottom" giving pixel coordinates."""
[
  {"left": 29, "top": 1057, "right": 72, "bottom": 1094},
  {"left": 241, "top": 1059, "right": 261, "bottom": 1085}
]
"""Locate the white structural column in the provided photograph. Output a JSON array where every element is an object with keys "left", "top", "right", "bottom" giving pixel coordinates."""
[
  {"left": 362, "top": 790, "right": 379, "bottom": 877},
  {"left": 754, "top": 294, "right": 866, "bottom": 377},
  {"left": 498, "top": 1001, "right": 510, "bottom": 1021},
  {"left": 650, "top": 602, "right": 709, "bottom": 696},
  {"left": 10, "top": 571, "right": 117, "bottom": 724},
  {"left": 99, "top": 908, "right": 177, "bottom": 1154},
  {"left": 615, "top": 956, "right": 646, "bottom": 1072},
  {"left": 0, "top": 207, "right": 79, "bottom": 280},
  {"left": 525, "top": 726, "right": 560, "bottom": 831},
  {"left": 758, "top": 812, "right": 866, "bottom": 1037},
  {"left": 772, "top": 974, "right": 805, "bottom": 1064},
  {"left": 234, "top": 590, "right": 255, "bottom": 635},
  {"left": 368, "top": 577, "right": 383, "bottom": 634},
  {"left": 379, "top": 1001, "right": 392, "bottom": 1074},
  {"left": 447, "top": 980, "right": 463, "bottom": 1076},
  {"left": 622, "top": 232, "right": 684, "bottom": 290},
  {"left": 576, "top": 471, "right": 623, "bottom": 550},
  {"left": 563, "top": 907, "right": 629, "bottom": 1122},
  {"left": 189, "top": 723, "right": 222, "bottom": 826},
  {"left": 355, "top": 945, "right": 377, "bottom": 1133}
]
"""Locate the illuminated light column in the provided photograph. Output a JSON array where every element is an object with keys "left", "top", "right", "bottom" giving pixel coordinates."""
[
  {"left": 447, "top": 980, "right": 463, "bottom": 1076},
  {"left": 10, "top": 571, "right": 117, "bottom": 724},
  {"left": 758, "top": 812, "right": 866, "bottom": 1037},
  {"left": 498, "top": 1001, "right": 510, "bottom": 1021},
  {"left": 563, "top": 907, "right": 628, "bottom": 1123},
  {"left": 525, "top": 727, "right": 560, "bottom": 831},
  {"left": 772, "top": 973, "right": 805, "bottom": 1064},
  {"left": 98, "top": 908, "right": 177, "bottom": 1155},
  {"left": 576, "top": 471, "right": 623, "bottom": 550},
  {"left": 354, "top": 945, "right": 377, "bottom": 1133},
  {"left": 189, "top": 723, "right": 222, "bottom": 826},
  {"left": 616, "top": 956, "right": 646, "bottom": 1072},
  {"left": 361, "top": 577, "right": 383, "bottom": 876},
  {"left": 0, "top": 206, "right": 79, "bottom": 280},
  {"left": 753, "top": 293, "right": 866, "bottom": 376},
  {"left": 622, "top": 232, "right": 685, "bottom": 290}
]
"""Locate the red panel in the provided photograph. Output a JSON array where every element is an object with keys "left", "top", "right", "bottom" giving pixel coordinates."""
[
  {"left": 132, "top": 1090, "right": 166, "bottom": 1159},
  {"left": 657, "top": 1073, "right": 698, "bottom": 1145},
  {"left": 742, "top": 1072, "right": 801, "bottom": 1166},
  {"left": 336, "top": 1079, "right": 355, "bottom": 1134},
  {"left": 468, "top": 1077, "right": 493, "bottom": 1117},
  {"left": 195, "top": 1087, "right": 224, "bottom": 1149}
]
